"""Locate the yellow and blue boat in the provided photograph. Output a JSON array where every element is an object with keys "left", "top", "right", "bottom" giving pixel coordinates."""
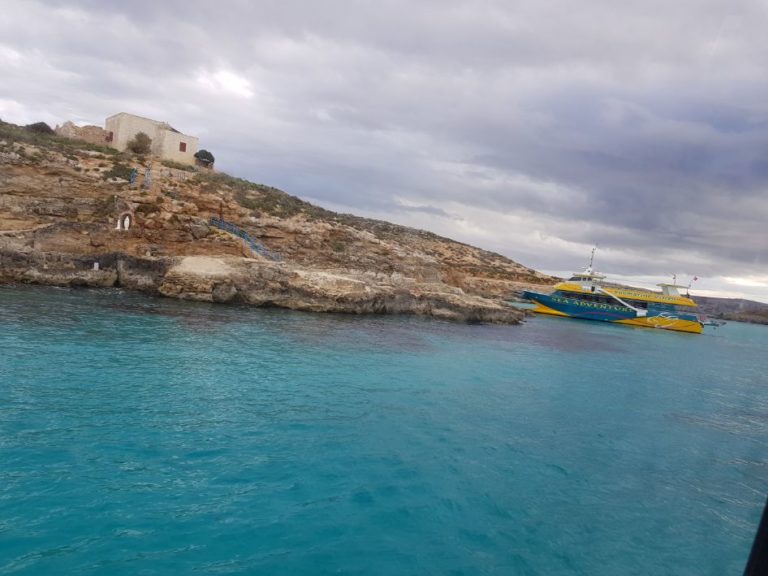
[{"left": 522, "top": 265, "right": 703, "bottom": 335}]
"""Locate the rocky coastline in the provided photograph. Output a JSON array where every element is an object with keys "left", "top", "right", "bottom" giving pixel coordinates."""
[{"left": 0, "top": 120, "right": 555, "bottom": 324}]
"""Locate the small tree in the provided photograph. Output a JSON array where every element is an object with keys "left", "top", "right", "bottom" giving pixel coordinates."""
[
  {"left": 25, "top": 122, "right": 55, "bottom": 135},
  {"left": 194, "top": 149, "right": 215, "bottom": 167},
  {"left": 127, "top": 131, "right": 152, "bottom": 154}
]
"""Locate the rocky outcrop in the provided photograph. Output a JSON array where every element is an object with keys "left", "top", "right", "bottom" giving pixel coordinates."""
[
  {"left": 54, "top": 121, "right": 107, "bottom": 146},
  {"left": 156, "top": 256, "right": 523, "bottom": 323},
  {"left": 0, "top": 249, "right": 524, "bottom": 323},
  {"left": 0, "top": 248, "right": 169, "bottom": 290},
  {"left": 0, "top": 120, "right": 554, "bottom": 323}
]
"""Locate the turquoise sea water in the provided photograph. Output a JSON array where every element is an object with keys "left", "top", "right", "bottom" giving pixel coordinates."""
[{"left": 1, "top": 286, "right": 766, "bottom": 575}]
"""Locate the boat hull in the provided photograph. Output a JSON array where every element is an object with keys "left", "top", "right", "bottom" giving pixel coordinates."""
[{"left": 521, "top": 291, "right": 703, "bottom": 334}]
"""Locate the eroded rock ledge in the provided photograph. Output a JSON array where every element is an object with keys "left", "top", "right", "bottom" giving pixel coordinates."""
[{"left": 0, "top": 251, "right": 525, "bottom": 324}]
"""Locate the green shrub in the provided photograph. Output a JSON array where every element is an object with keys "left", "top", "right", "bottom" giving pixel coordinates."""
[
  {"left": 0, "top": 119, "right": 118, "bottom": 156},
  {"left": 82, "top": 144, "right": 119, "bottom": 155},
  {"left": 161, "top": 159, "right": 196, "bottom": 172},
  {"left": 25, "top": 122, "right": 55, "bottom": 135},
  {"left": 127, "top": 132, "right": 152, "bottom": 154},
  {"left": 136, "top": 202, "right": 160, "bottom": 215},
  {"left": 194, "top": 149, "right": 215, "bottom": 166},
  {"left": 103, "top": 163, "right": 133, "bottom": 181}
]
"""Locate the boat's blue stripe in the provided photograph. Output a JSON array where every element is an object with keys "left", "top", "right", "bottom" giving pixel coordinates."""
[{"left": 522, "top": 291, "right": 699, "bottom": 322}]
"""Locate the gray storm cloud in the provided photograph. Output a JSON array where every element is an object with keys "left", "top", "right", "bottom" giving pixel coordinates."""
[{"left": 2, "top": 0, "right": 766, "bottom": 296}]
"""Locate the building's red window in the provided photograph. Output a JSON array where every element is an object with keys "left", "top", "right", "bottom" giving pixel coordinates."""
[
  {"left": 106, "top": 131, "right": 113, "bottom": 142},
  {"left": 179, "top": 142, "right": 187, "bottom": 152}
]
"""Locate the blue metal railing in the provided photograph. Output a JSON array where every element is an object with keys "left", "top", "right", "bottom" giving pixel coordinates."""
[{"left": 209, "top": 217, "right": 282, "bottom": 261}]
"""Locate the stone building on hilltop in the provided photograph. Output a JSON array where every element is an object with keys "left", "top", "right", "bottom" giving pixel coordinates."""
[{"left": 105, "top": 112, "right": 199, "bottom": 165}]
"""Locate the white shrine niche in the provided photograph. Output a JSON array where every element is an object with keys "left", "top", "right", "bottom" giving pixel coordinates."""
[{"left": 116, "top": 212, "right": 133, "bottom": 231}]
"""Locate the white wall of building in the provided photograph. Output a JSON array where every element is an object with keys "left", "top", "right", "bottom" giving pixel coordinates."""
[
  {"left": 105, "top": 113, "right": 160, "bottom": 151},
  {"left": 157, "top": 130, "right": 199, "bottom": 164}
]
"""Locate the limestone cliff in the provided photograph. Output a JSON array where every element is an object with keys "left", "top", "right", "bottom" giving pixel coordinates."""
[{"left": 0, "top": 120, "right": 554, "bottom": 323}]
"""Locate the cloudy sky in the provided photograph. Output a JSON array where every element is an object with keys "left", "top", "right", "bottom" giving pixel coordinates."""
[{"left": 2, "top": 1, "right": 767, "bottom": 301}]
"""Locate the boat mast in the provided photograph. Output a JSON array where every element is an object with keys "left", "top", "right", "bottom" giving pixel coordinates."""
[{"left": 586, "top": 246, "right": 597, "bottom": 274}]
